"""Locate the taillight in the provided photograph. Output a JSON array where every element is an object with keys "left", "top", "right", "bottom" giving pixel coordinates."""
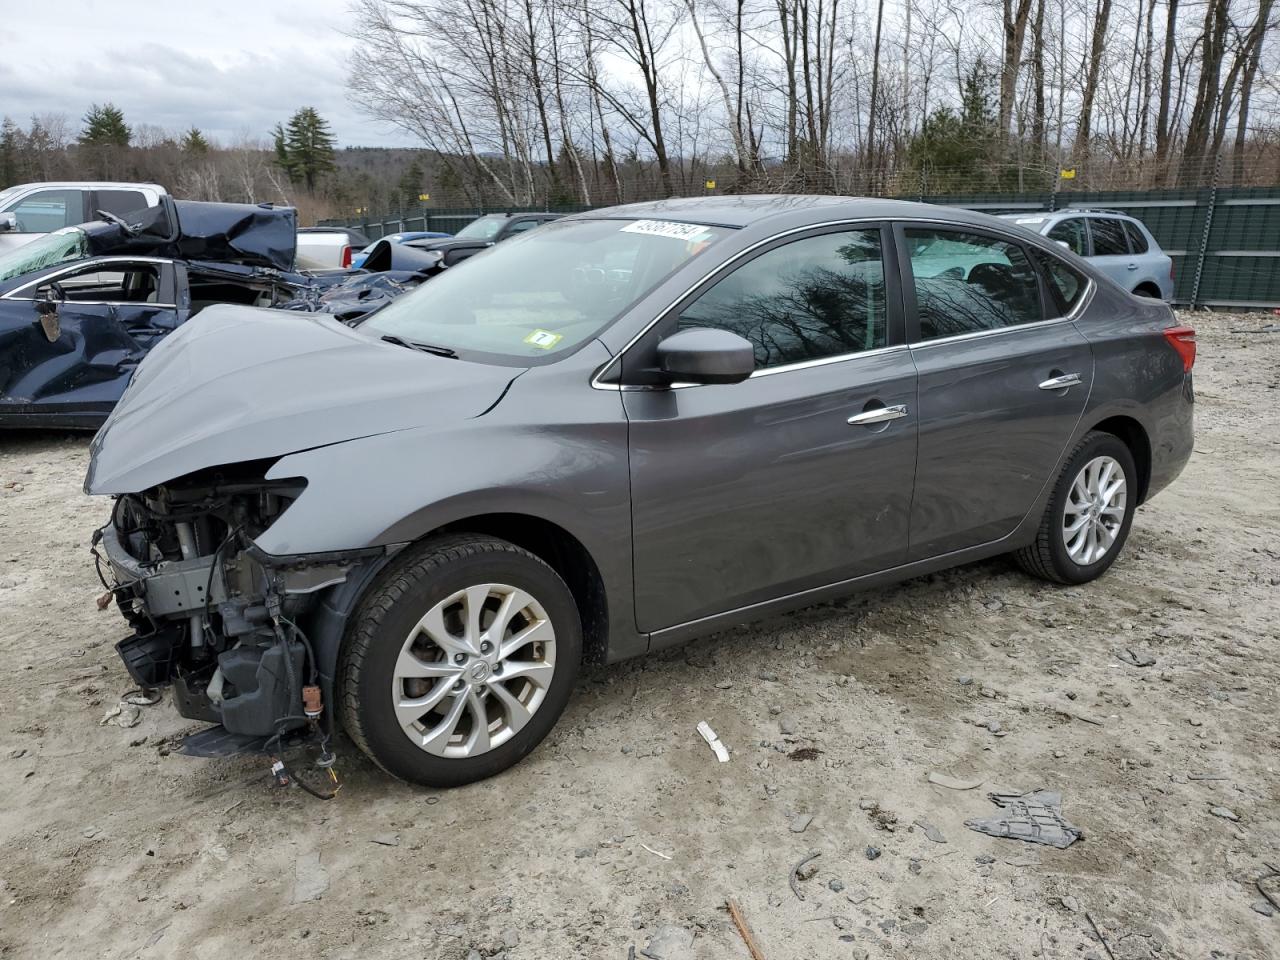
[
  {"left": 1163, "top": 325, "right": 1196, "bottom": 371},
  {"left": 340, "top": 245, "right": 352, "bottom": 268}
]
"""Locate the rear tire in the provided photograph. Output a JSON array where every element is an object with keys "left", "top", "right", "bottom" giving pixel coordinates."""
[
  {"left": 1014, "top": 431, "right": 1137, "bottom": 585},
  {"left": 339, "top": 534, "right": 581, "bottom": 787}
]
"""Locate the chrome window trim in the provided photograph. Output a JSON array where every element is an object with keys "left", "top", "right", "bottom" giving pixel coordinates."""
[
  {"left": 592, "top": 216, "right": 890, "bottom": 391},
  {"left": 3, "top": 256, "right": 175, "bottom": 301},
  {"left": 592, "top": 214, "right": 1097, "bottom": 391}
]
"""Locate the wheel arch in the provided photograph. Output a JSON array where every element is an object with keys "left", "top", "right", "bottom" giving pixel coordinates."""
[
  {"left": 1132, "top": 281, "right": 1162, "bottom": 299},
  {"left": 1089, "top": 414, "right": 1152, "bottom": 503},
  {"left": 431, "top": 513, "right": 610, "bottom": 667}
]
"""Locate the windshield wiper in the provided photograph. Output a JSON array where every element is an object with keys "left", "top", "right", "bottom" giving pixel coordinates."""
[{"left": 380, "top": 334, "right": 458, "bottom": 358}]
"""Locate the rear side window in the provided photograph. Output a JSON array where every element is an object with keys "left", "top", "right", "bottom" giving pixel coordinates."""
[
  {"left": 1046, "top": 218, "right": 1087, "bottom": 255},
  {"left": 678, "top": 228, "right": 886, "bottom": 368},
  {"left": 95, "top": 190, "right": 148, "bottom": 218},
  {"left": 1090, "top": 218, "right": 1129, "bottom": 256},
  {"left": 904, "top": 228, "right": 1042, "bottom": 340},
  {"left": 1033, "top": 251, "right": 1088, "bottom": 315},
  {"left": 1122, "top": 221, "right": 1149, "bottom": 254}
]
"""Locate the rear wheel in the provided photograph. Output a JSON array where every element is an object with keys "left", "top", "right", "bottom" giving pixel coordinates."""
[
  {"left": 1015, "top": 431, "right": 1137, "bottom": 584},
  {"left": 339, "top": 535, "right": 581, "bottom": 786}
]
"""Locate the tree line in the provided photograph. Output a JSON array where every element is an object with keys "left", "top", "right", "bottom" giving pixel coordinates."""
[{"left": 349, "top": 0, "right": 1280, "bottom": 205}]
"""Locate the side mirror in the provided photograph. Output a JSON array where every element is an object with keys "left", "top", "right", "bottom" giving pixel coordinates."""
[
  {"left": 0, "top": 212, "right": 16, "bottom": 232},
  {"left": 35, "top": 286, "right": 62, "bottom": 342},
  {"left": 655, "top": 327, "right": 754, "bottom": 385}
]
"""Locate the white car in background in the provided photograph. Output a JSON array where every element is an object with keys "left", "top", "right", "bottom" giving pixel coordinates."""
[
  {"left": 0, "top": 182, "right": 167, "bottom": 254},
  {"left": 295, "top": 226, "right": 372, "bottom": 269}
]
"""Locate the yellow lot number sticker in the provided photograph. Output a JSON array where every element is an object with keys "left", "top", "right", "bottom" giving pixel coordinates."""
[{"left": 524, "top": 329, "right": 563, "bottom": 350}]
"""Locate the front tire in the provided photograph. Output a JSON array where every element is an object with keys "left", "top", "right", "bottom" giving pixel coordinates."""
[
  {"left": 339, "top": 534, "right": 581, "bottom": 787},
  {"left": 1015, "top": 431, "right": 1137, "bottom": 585}
]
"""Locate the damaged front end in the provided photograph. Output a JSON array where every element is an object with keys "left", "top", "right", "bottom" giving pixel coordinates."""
[{"left": 93, "top": 460, "right": 366, "bottom": 761}]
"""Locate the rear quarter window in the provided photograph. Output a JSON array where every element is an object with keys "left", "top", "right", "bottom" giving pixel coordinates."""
[
  {"left": 1033, "top": 251, "right": 1088, "bottom": 315},
  {"left": 1122, "top": 221, "right": 1149, "bottom": 254}
]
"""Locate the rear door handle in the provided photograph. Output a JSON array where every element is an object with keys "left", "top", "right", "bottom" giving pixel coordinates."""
[
  {"left": 1038, "top": 373, "right": 1082, "bottom": 391},
  {"left": 1127, "top": 263, "right": 1139, "bottom": 270},
  {"left": 847, "top": 404, "right": 909, "bottom": 426}
]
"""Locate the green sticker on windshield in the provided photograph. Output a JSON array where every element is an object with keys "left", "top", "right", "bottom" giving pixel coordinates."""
[{"left": 524, "top": 329, "right": 563, "bottom": 350}]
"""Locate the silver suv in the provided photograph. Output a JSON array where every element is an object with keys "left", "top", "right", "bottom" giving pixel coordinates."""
[{"left": 1001, "top": 210, "right": 1174, "bottom": 301}]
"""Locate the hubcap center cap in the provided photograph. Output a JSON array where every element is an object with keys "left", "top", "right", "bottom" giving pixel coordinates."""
[{"left": 468, "top": 661, "right": 491, "bottom": 683}]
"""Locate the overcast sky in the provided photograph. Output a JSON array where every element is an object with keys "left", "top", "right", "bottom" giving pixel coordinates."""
[{"left": 0, "top": 0, "right": 417, "bottom": 148}]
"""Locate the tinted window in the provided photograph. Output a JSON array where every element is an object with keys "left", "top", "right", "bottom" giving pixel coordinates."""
[
  {"left": 1090, "top": 218, "right": 1129, "bottom": 256},
  {"left": 1122, "top": 220, "right": 1149, "bottom": 254},
  {"left": 1033, "top": 251, "right": 1088, "bottom": 315},
  {"left": 95, "top": 190, "right": 147, "bottom": 218},
  {"left": 677, "top": 229, "right": 886, "bottom": 369},
  {"left": 1046, "top": 218, "right": 1087, "bottom": 255},
  {"left": 505, "top": 219, "right": 540, "bottom": 236},
  {"left": 3, "top": 189, "right": 82, "bottom": 232},
  {"left": 905, "top": 228, "right": 1042, "bottom": 339}
]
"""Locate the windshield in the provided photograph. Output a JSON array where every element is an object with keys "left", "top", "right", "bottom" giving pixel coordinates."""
[
  {"left": 455, "top": 215, "right": 506, "bottom": 241},
  {"left": 0, "top": 229, "right": 88, "bottom": 283},
  {"left": 361, "top": 217, "right": 731, "bottom": 363}
]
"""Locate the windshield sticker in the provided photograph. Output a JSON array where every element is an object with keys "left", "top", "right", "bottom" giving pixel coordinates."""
[
  {"left": 620, "top": 219, "right": 714, "bottom": 243},
  {"left": 523, "top": 329, "right": 564, "bottom": 350}
]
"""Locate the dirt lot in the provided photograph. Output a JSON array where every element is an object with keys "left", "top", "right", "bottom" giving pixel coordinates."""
[{"left": 1, "top": 310, "right": 1278, "bottom": 960}]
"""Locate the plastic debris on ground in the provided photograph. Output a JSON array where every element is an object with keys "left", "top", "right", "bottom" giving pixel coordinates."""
[
  {"left": 964, "top": 789, "right": 1083, "bottom": 849},
  {"left": 696, "top": 721, "right": 729, "bottom": 762}
]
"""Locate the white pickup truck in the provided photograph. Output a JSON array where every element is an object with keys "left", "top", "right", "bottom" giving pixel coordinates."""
[{"left": 0, "top": 181, "right": 168, "bottom": 254}]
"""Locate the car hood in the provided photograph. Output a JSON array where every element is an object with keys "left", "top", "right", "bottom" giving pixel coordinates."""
[{"left": 85, "top": 304, "right": 522, "bottom": 494}]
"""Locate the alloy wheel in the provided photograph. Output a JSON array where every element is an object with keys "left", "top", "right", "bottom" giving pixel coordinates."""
[
  {"left": 391, "top": 583, "right": 557, "bottom": 758},
  {"left": 1062, "top": 455, "right": 1127, "bottom": 565}
]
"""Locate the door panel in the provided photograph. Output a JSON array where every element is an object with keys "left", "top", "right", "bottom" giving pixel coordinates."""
[
  {"left": 908, "top": 322, "right": 1093, "bottom": 559},
  {"left": 626, "top": 349, "right": 918, "bottom": 633}
]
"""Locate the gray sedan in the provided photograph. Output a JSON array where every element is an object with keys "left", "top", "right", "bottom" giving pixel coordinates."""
[{"left": 86, "top": 196, "right": 1195, "bottom": 788}]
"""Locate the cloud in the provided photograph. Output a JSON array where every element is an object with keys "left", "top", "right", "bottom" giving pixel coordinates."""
[{"left": 0, "top": 0, "right": 416, "bottom": 147}]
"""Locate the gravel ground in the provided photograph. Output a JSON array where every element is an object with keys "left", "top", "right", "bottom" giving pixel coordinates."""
[{"left": 1, "top": 310, "right": 1278, "bottom": 960}]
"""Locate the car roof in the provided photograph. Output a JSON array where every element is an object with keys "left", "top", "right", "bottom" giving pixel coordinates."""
[
  {"left": 1, "top": 181, "right": 166, "bottom": 192},
  {"left": 997, "top": 209, "right": 1140, "bottom": 221},
  {"left": 570, "top": 194, "right": 1011, "bottom": 231}
]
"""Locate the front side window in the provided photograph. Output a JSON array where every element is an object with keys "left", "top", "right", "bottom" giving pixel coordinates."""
[
  {"left": 504, "top": 219, "right": 541, "bottom": 237},
  {"left": 362, "top": 218, "right": 731, "bottom": 363},
  {"left": 1090, "top": 218, "right": 1129, "bottom": 256},
  {"left": 1122, "top": 221, "right": 1150, "bottom": 254},
  {"left": 3, "top": 189, "right": 82, "bottom": 233},
  {"left": 36, "top": 263, "right": 160, "bottom": 303},
  {"left": 905, "top": 228, "right": 1042, "bottom": 340},
  {"left": 1046, "top": 218, "right": 1087, "bottom": 255},
  {"left": 677, "top": 229, "right": 886, "bottom": 369}
]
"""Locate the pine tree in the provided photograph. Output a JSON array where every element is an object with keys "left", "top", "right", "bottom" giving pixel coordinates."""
[
  {"left": 397, "top": 159, "right": 425, "bottom": 207},
  {"left": 79, "top": 103, "right": 130, "bottom": 147},
  {"left": 181, "top": 127, "right": 210, "bottom": 155},
  {"left": 0, "top": 118, "right": 23, "bottom": 185},
  {"left": 275, "top": 108, "right": 337, "bottom": 193}
]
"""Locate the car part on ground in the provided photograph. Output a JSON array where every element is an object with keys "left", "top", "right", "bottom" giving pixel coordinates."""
[{"left": 84, "top": 196, "right": 1194, "bottom": 788}]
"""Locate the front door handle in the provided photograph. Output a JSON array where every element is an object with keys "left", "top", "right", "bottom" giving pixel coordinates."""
[
  {"left": 847, "top": 403, "right": 909, "bottom": 426},
  {"left": 1038, "top": 373, "right": 1082, "bottom": 391}
]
